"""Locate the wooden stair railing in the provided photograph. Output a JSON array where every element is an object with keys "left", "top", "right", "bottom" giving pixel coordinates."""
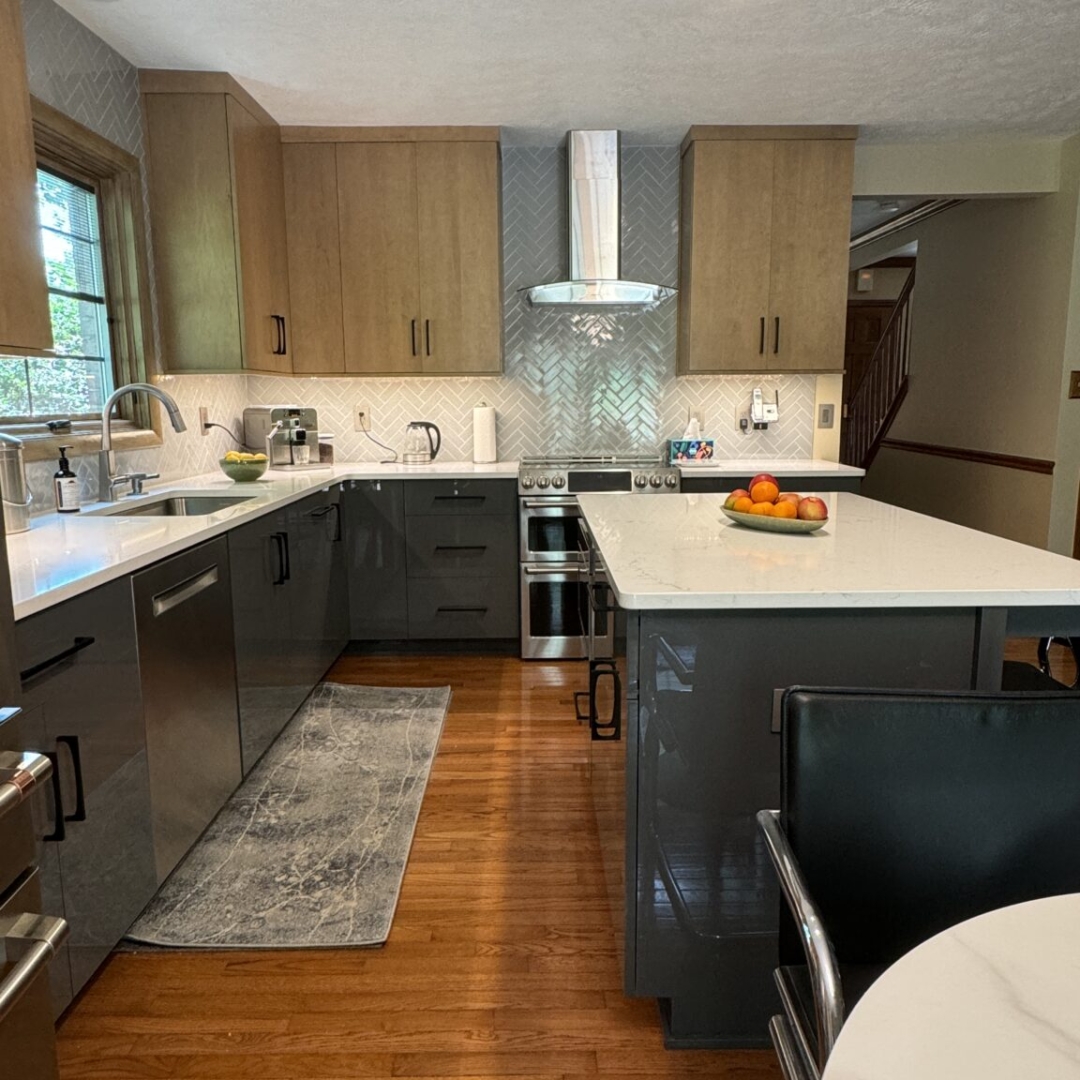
[{"left": 842, "top": 267, "right": 916, "bottom": 470}]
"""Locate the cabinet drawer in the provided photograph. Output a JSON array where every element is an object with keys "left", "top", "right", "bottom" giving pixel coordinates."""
[
  {"left": 406, "top": 514, "right": 517, "bottom": 578},
  {"left": 404, "top": 479, "right": 516, "bottom": 517},
  {"left": 406, "top": 578, "right": 518, "bottom": 639}
]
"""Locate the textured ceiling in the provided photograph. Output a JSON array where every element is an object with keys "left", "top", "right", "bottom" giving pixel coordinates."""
[{"left": 57, "top": 0, "right": 1080, "bottom": 144}]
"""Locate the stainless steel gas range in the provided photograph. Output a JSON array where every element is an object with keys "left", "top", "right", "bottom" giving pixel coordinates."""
[{"left": 518, "top": 455, "right": 680, "bottom": 659}]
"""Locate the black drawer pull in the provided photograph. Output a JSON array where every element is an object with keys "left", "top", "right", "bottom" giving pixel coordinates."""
[
  {"left": 272, "top": 532, "right": 290, "bottom": 585},
  {"left": 56, "top": 736, "right": 86, "bottom": 823},
  {"left": 20, "top": 637, "right": 95, "bottom": 686},
  {"left": 42, "top": 751, "right": 65, "bottom": 843},
  {"left": 434, "top": 545, "right": 487, "bottom": 554},
  {"left": 436, "top": 606, "right": 488, "bottom": 614},
  {"left": 432, "top": 495, "right": 485, "bottom": 504}
]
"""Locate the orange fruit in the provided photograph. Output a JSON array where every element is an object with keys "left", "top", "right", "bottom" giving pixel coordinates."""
[
  {"left": 776, "top": 492, "right": 801, "bottom": 506},
  {"left": 749, "top": 501, "right": 775, "bottom": 516},
  {"left": 749, "top": 480, "right": 780, "bottom": 504},
  {"left": 732, "top": 496, "right": 754, "bottom": 513},
  {"left": 772, "top": 500, "right": 797, "bottom": 519}
]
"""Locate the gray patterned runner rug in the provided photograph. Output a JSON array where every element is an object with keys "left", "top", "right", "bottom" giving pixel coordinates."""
[{"left": 126, "top": 683, "right": 450, "bottom": 948}]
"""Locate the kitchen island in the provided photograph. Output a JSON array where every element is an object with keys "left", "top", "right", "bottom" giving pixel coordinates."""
[{"left": 576, "top": 490, "right": 1080, "bottom": 1049}]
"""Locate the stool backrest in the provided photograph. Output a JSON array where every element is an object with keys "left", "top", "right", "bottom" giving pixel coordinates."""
[{"left": 780, "top": 687, "right": 1080, "bottom": 966}]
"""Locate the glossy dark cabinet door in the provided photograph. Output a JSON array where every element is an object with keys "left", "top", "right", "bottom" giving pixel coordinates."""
[
  {"left": 228, "top": 506, "right": 309, "bottom": 775},
  {"left": 16, "top": 576, "right": 157, "bottom": 1008},
  {"left": 345, "top": 479, "right": 409, "bottom": 640}
]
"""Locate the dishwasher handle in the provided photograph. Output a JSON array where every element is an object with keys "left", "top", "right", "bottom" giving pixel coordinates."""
[
  {"left": 151, "top": 565, "right": 220, "bottom": 618},
  {"left": 0, "top": 913, "right": 69, "bottom": 1026}
]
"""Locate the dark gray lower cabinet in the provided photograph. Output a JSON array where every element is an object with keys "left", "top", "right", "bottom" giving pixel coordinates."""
[
  {"left": 347, "top": 478, "right": 519, "bottom": 641},
  {"left": 15, "top": 577, "right": 157, "bottom": 1015},
  {"left": 230, "top": 486, "right": 349, "bottom": 776}
]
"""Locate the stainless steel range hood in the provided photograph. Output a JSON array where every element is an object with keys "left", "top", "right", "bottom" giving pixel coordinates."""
[{"left": 520, "top": 130, "right": 676, "bottom": 309}]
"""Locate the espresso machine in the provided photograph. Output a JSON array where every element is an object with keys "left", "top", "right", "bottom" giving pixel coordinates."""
[{"left": 243, "top": 406, "right": 322, "bottom": 469}]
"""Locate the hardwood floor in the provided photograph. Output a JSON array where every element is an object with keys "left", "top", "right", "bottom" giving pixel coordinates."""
[{"left": 56, "top": 652, "right": 781, "bottom": 1080}]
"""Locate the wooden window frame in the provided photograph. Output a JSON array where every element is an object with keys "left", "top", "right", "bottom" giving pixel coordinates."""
[{"left": 5, "top": 97, "right": 162, "bottom": 462}]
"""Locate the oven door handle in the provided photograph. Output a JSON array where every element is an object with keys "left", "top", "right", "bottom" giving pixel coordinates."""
[
  {"left": 0, "top": 912, "right": 69, "bottom": 1025},
  {"left": 0, "top": 751, "right": 52, "bottom": 824},
  {"left": 522, "top": 499, "right": 580, "bottom": 510},
  {"left": 523, "top": 564, "right": 582, "bottom": 576}
]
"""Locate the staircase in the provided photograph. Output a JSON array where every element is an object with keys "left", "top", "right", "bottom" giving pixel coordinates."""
[{"left": 841, "top": 267, "right": 916, "bottom": 469}]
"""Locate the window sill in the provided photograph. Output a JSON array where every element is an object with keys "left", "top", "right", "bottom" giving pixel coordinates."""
[{"left": 7, "top": 426, "right": 163, "bottom": 463}]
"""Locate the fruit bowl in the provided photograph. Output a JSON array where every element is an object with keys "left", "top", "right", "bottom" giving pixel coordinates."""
[
  {"left": 219, "top": 457, "right": 269, "bottom": 482},
  {"left": 721, "top": 507, "right": 827, "bottom": 534}
]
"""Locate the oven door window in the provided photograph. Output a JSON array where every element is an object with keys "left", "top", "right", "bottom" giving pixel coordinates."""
[
  {"left": 528, "top": 577, "right": 588, "bottom": 639},
  {"left": 525, "top": 515, "right": 583, "bottom": 558}
]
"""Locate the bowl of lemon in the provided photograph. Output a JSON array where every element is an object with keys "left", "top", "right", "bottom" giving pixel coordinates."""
[{"left": 220, "top": 451, "right": 269, "bottom": 482}]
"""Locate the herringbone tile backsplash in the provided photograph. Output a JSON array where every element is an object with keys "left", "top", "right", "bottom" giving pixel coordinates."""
[
  {"left": 20, "top": 0, "right": 816, "bottom": 509},
  {"left": 249, "top": 146, "right": 816, "bottom": 463}
]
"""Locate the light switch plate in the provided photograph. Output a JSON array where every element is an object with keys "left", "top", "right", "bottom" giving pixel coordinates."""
[{"left": 818, "top": 403, "right": 835, "bottom": 429}]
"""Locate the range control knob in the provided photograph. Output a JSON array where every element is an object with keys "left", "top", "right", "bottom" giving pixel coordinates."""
[
  {"left": 521, "top": 475, "right": 535, "bottom": 489},
  {"left": 551, "top": 475, "right": 566, "bottom": 489},
  {"left": 649, "top": 474, "right": 663, "bottom": 488},
  {"left": 664, "top": 474, "right": 678, "bottom": 488},
  {"left": 536, "top": 475, "right": 551, "bottom": 489},
  {"left": 634, "top": 473, "right": 648, "bottom": 489}
]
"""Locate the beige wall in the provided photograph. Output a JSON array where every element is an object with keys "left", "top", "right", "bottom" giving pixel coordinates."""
[
  {"left": 853, "top": 141, "right": 1080, "bottom": 547},
  {"left": 863, "top": 448, "right": 1053, "bottom": 549}
]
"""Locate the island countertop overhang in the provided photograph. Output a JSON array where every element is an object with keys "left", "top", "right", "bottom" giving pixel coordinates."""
[{"left": 577, "top": 491, "right": 1080, "bottom": 613}]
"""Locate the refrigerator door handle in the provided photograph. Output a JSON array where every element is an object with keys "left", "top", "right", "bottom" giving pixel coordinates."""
[
  {"left": 0, "top": 912, "right": 69, "bottom": 1025},
  {"left": 0, "top": 751, "right": 52, "bottom": 824}
]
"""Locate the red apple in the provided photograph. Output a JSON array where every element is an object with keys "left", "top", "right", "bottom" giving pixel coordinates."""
[
  {"left": 723, "top": 488, "right": 750, "bottom": 510},
  {"left": 797, "top": 496, "right": 828, "bottom": 522},
  {"left": 748, "top": 473, "right": 778, "bottom": 492}
]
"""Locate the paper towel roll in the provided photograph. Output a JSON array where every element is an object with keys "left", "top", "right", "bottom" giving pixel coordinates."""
[{"left": 472, "top": 403, "right": 497, "bottom": 463}]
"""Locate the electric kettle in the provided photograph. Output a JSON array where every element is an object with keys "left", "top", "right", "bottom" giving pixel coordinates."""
[{"left": 402, "top": 421, "right": 441, "bottom": 465}]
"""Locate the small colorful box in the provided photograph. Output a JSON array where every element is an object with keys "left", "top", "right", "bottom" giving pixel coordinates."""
[{"left": 669, "top": 439, "right": 715, "bottom": 463}]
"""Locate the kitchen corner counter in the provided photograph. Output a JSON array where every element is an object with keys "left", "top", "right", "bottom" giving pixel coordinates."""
[
  {"left": 676, "top": 457, "right": 865, "bottom": 478},
  {"left": 577, "top": 490, "right": 1080, "bottom": 611},
  {"left": 8, "top": 461, "right": 518, "bottom": 620}
]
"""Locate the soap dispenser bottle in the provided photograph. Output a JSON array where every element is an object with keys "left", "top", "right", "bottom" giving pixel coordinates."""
[{"left": 54, "top": 446, "right": 80, "bottom": 513}]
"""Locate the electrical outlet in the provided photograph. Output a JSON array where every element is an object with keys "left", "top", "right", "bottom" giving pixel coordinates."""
[
  {"left": 354, "top": 404, "right": 371, "bottom": 432},
  {"left": 198, "top": 406, "right": 209, "bottom": 435},
  {"left": 818, "top": 403, "right": 835, "bottom": 429}
]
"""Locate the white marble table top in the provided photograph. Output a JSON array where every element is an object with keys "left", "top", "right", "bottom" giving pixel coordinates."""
[
  {"left": 676, "top": 457, "right": 865, "bottom": 478},
  {"left": 576, "top": 491, "right": 1080, "bottom": 610},
  {"left": 824, "top": 894, "right": 1080, "bottom": 1080}
]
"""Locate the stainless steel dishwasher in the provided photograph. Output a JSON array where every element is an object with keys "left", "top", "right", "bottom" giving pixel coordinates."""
[{"left": 133, "top": 537, "right": 242, "bottom": 882}]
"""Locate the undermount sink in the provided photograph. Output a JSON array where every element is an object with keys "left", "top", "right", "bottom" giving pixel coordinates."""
[{"left": 89, "top": 494, "right": 255, "bottom": 517}]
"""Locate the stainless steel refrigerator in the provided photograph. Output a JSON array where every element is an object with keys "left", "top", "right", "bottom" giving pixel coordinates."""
[{"left": 0, "top": 517, "right": 68, "bottom": 1078}]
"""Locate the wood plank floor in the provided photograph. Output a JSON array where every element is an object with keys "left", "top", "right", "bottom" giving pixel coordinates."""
[{"left": 57, "top": 652, "right": 781, "bottom": 1080}]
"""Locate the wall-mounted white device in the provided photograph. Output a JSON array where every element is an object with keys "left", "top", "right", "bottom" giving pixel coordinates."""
[{"left": 747, "top": 387, "right": 779, "bottom": 430}]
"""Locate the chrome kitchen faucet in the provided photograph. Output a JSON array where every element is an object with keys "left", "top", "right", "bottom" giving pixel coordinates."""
[{"left": 98, "top": 382, "right": 187, "bottom": 501}]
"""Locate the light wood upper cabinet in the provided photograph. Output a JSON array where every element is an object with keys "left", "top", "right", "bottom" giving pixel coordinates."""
[
  {"left": 141, "top": 72, "right": 291, "bottom": 374},
  {"left": 415, "top": 142, "right": 502, "bottom": 375},
  {"left": 677, "top": 126, "right": 856, "bottom": 374},
  {"left": 281, "top": 130, "right": 502, "bottom": 376},
  {"left": 0, "top": 0, "right": 53, "bottom": 354}
]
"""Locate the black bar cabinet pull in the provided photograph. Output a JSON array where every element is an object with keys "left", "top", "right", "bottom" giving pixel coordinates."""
[
  {"left": 759, "top": 316, "right": 765, "bottom": 355},
  {"left": 42, "top": 752, "right": 65, "bottom": 843},
  {"left": 774, "top": 316, "right": 780, "bottom": 354},
  {"left": 433, "top": 495, "right": 484, "bottom": 504},
  {"left": 20, "top": 637, "right": 95, "bottom": 686},
  {"left": 425, "top": 319, "right": 431, "bottom": 357},
  {"left": 56, "top": 736, "right": 87, "bottom": 823},
  {"left": 436, "top": 606, "right": 487, "bottom": 614},
  {"left": 329, "top": 502, "right": 342, "bottom": 542},
  {"left": 271, "top": 532, "right": 289, "bottom": 586},
  {"left": 410, "top": 319, "right": 417, "bottom": 357},
  {"left": 271, "top": 315, "right": 282, "bottom": 355},
  {"left": 434, "top": 545, "right": 487, "bottom": 554},
  {"left": 279, "top": 315, "right": 287, "bottom": 356}
]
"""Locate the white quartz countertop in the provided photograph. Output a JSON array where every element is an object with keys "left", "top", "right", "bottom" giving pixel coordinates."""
[
  {"left": 676, "top": 458, "right": 865, "bottom": 478},
  {"left": 8, "top": 460, "right": 518, "bottom": 620},
  {"left": 577, "top": 491, "right": 1080, "bottom": 611}
]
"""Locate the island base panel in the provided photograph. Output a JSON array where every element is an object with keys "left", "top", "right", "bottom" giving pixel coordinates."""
[{"left": 627, "top": 607, "right": 985, "bottom": 1046}]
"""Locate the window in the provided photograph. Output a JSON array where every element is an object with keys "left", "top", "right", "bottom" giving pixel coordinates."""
[
  {"left": 0, "top": 97, "right": 159, "bottom": 457},
  {"left": 0, "top": 168, "right": 116, "bottom": 421}
]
